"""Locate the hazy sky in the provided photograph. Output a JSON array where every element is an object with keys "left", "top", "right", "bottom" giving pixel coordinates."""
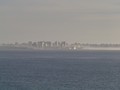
[{"left": 1, "top": 0, "right": 120, "bottom": 43}]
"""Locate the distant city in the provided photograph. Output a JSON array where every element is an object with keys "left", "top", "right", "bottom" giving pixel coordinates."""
[{"left": 1, "top": 41, "right": 120, "bottom": 50}]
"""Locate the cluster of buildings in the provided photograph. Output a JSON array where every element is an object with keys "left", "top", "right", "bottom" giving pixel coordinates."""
[
  {"left": 2, "top": 41, "right": 69, "bottom": 50},
  {"left": 2, "top": 41, "right": 120, "bottom": 50},
  {"left": 27, "top": 41, "right": 68, "bottom": 50}
]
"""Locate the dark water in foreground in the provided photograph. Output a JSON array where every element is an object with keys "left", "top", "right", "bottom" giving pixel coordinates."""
[{"left": 0, "top": 50, "right": 120, "bottom": 90}]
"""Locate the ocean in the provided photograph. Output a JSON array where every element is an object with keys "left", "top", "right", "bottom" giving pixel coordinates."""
[{"left": 0, "top": 50, "right": 120, "bottom": 90}]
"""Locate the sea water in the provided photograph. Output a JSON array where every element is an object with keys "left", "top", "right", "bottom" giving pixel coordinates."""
[{"left": 0, "top": 50, "right": 120, "bottom": 90}]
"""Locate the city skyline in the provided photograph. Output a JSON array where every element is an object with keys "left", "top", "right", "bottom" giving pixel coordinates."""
[
  {"left": 1, "top": 0, "right": 120, "bottom": 44},
  {"left": 2, "top": 40, "right": 120, "bottom": 51},
  {"left": 3, "top": 40, "right": 120, "bottom": 44}
]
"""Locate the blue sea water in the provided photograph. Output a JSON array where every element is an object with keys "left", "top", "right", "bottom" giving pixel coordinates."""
[{"left": 0, "top": 50, "right": 120, "bottom": 90}]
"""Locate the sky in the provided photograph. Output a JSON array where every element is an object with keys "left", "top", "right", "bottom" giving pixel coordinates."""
[{"left": 1, "top": 0, "right": 120, "bottom": 44}]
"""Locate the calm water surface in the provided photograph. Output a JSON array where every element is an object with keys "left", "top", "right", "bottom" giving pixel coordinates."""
[{"left": 0, "top": 50, "right": 120, "bottom": 90}]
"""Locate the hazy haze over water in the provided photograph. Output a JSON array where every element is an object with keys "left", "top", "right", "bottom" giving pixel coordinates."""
[{"left": 1, "top": 0, "right": 120, "bottom": 43}]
